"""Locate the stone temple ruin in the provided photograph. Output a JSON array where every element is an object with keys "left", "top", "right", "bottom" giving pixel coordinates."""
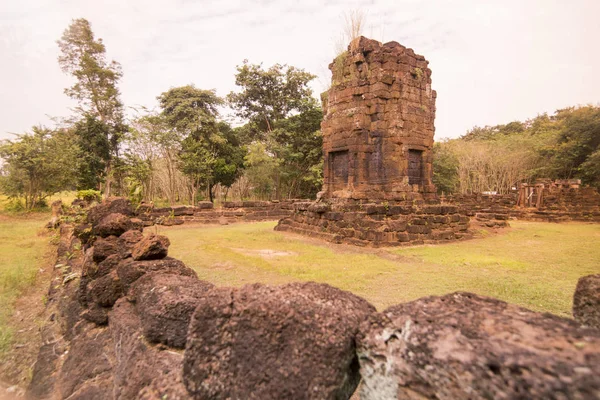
[
  {"left": 276, "top": 37, "right": 471, "bottom": 246},
  {"left": 275, "top": 37, "right": 600, "bottom": 245},
  {"left": 320, "top": 36, "right": 436, "bottom": 202},
  {"left": 22, "top": 36, "right": 600, "bottom": 400}
]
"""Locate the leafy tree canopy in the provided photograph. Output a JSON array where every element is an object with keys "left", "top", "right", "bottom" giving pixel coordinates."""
[
  {"left": 158, "top": 85, "right": 245, "bottom": 202},
  {"left": 0, "top": 127, "right": 79, "bottom": 209},
  {"left": 227, "top": 61, "right": 317, "bottom": 136},
  {"left": 158, "top": 85, "right": 223, "bottom": 138},
  {"left": 58, "top": 18, "right": 127, "bottom": 195},
  {"left": 57, "top": 18, "right": 124, "bottom": 125},
  {"left": 270, "top": 103, "right": 324, "bottom": 198},
  {"left": 435, "top": 105, "right": 600, "bottom": 193},
  {"left": 72, "top": 114, "right": 111, "bottom": 190}
]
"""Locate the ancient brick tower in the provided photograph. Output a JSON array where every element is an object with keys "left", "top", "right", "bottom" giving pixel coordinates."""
[
  {"left": 275, "top": 37, "right": 470, "bottom": 246},
  {"left": 321, "top": 36, "right": 437, "bottom": 201}
]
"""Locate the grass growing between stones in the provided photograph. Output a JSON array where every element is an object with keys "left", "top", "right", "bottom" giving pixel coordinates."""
[
  {"left": 162, "top": 220, "right": 600, "bottom": 317},
  {"left": 0, "top": 213, "right": 52, "bottom": 353}
]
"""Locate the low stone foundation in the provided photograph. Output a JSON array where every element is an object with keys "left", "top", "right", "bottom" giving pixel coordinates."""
[
  {"left": 274, "top": 184, "right": 600, "bottom": 247},
  {"left": 135, "top": 200, "right": 303, "bottom": 226},
  {"left": 444, "top": 188, "right": 600, "bottom": 223},
  {"left": 275, "top": 199, "right": 472, "bottom": 247}
]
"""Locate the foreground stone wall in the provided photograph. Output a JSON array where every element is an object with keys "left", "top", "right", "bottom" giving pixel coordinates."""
[
  {"left": 26, "top": 198, "right": 600, "bottom": 399},
  {"left": 28, "top": 199, "right": 370, "bottom": 399}
]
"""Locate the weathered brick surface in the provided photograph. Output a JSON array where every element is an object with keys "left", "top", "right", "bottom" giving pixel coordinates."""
[
  {"left": 135, "top": 200, "right": 305, "bottom": 226},
  {"left": 322, "top": 37, "right": 437, "bottom": 201},
  {"left": 275, "top": 37, "right": 475, "bottom": 246},
  {"left": 275, "top": 199, "right": 472, "bottom": 247}
]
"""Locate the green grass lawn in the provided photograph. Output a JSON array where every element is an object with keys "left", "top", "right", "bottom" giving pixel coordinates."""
[
  {"left": 0, "top": 192, "right": 77, "bottom": 353},
  {"left": 161, "top": 220, "right": 600, "bottom": 317},
  {"left": 0, "top": 213, "right": 52, "bottom": 353}
]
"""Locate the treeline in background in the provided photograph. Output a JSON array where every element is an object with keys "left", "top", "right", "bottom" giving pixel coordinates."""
[
  {"left": 433, "top": 105, "right": 600, "bottom": 195},
  {"left": 0, "top": 19, "right": 322, "bottom": 211}
]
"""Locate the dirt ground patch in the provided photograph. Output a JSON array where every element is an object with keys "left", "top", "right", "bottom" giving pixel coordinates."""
[
  {"left": 0, "top": 247, "right": 55, "bottom": 393},
  {"left": 233, "top": 248, "right": 297, "bottom": 259}
]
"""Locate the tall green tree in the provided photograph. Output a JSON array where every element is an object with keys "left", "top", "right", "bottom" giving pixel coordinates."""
[
  {"left": 158, "top": 85, "right": 245, "bottom": 203},
  {"left": 58, "top": 18, "right": 123, "bottom": 121},
  {"left": 228, "top": 61, "right": 321, "bottom": 199},
  {"left": 270, "top": 103, "right": 323, "bottom": 198},
  {"left": 127, "top": 112, "right": 182, "bottom": 204},
  {"left": 209, "top": 122, "right": 246, "bottom": 201},
  {"left": 0, "top": 127, "right": 79, "bottom": 210},
  {"left": 158, "top": 86, "right": 221, "bottom": 136},
  {"left": 227, "top": 61, "right": 317, "bottom": 137},
  {"left": 432, "top": 141, "right": 459, "bottom": 195},
  {"left": 57, "top": 18, "right": 127, "bottom": 194},
  {"left": 542, "top": 106, "right": 600, "bottom": 184},
  {"left": 243, "top": 142, "right": 278, "bottom": 200},
  {"left": 72, "top": 115, "right": 111, "bottom": 190}
]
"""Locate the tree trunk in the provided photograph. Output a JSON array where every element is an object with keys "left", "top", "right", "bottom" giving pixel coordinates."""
[
  {"left": 191, "top": 186, "right": 197, "bottom": 206},
  {"left": 166, "top": 152, "right": 175, "bottom": 206},
  {"left": 104, "top": 162, "right": 112, "bottom": 198}
]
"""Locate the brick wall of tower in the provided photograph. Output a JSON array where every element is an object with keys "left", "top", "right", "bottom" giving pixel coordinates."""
[{"left": 321, "top": 36, "right": 437, "bottom": 201}]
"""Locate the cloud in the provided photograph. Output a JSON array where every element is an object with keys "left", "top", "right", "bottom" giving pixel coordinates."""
[{"left": 1, "top": 0, "right": 599, "bottom": 140}]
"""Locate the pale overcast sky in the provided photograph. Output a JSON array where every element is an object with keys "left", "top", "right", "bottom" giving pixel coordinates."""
[{"left": 1, "top": 0, "right": 599, "bottom": 140}]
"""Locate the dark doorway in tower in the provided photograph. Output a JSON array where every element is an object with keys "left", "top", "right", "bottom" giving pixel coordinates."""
[
  {"left": 330, "top": 150, "right": 349, "bottom": 191},
  {"left": 408, "top": 149, "right": 423, "bottom": 185}
]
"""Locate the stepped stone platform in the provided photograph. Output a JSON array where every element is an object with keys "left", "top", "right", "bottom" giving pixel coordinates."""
[
  {"left": 275, "top": 200, "right": 471, "bottom": 247},
  {"left": 276, "top": 36, "right": 473, "bottom": 246}
]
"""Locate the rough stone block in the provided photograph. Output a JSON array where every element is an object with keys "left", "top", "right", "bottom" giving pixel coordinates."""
[
  {"left": 117, "top": 258, "right": 197, "bottom": 290},
  {"left": 87, "top": 197, "right": 134, "bottom": 226},
  {"left": 196, "top": 201, "right": 214, "bottom": 210},
  {"left": 132, "top": 272, "right": 215, "bottom": 348},
  {"left": 573, "top": 274, "right": 600, "bottom": 329},
  {"left": 87, "top": 271, "right": 123, "bottom": 308},
  {"left": 94, "top": 213, "right": 137, "bottom": 238},
  {"left": 92, "top": 236, "right": 120, "bottom": 262},
  {"left": 132, "top": 234, "right": 170, "bottom": 261},
  {"left": 183, "top": 282, "right": 375, "bottom": 399},
  {"left": 358, "top": 292, "right": 600, "bottom": 400}
]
